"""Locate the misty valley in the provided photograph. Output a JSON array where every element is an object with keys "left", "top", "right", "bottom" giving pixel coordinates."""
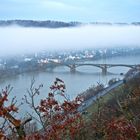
[
  {"left": 0, "top": 24, "right": 140, "bottom": 113},
  {"left": 1, "top": 0, "right": 140, "bottom": 138},
  {"left": 0, "top": 23, "right": 140, "bottom": 139}
]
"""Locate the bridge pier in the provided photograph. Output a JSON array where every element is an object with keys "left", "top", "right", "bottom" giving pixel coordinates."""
[
  {"left": 70, "top": 64, "right": 76, "bottom": 73},
  {"left": 102, "top": 67, "right": 107, "bottom": 75}
]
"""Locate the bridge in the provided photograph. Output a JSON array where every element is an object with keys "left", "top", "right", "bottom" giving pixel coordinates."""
[{"left": 45, "top": 62, "right": 138, "bottom": 74}]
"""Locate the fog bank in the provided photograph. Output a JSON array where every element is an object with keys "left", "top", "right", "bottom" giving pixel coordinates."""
[{"left": 0, "top": 25, "right": 140, "bottom": 56}]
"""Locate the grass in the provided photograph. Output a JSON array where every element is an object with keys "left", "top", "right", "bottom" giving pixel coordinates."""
[{"left": 83, "top": 84, "right": 126, "bottom": 119}]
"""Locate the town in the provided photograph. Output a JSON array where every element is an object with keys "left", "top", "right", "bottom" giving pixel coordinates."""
[{"left": 0, "top": 47, "right": 140, "bottom": 78}]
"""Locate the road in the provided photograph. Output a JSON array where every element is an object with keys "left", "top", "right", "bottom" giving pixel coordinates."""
[
  {"left": 78, "top": 80, "right": 123, "bottom": 112},
  {"left": 78, "top": 70, "right": 140, "bottom": 112}
]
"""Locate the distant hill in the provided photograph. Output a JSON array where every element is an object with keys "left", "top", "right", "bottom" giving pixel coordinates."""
[
  {"left": 0, "top": 20, "right": 81, "bottom": 28},
  {"left": 0, "top": 20, "right": 140, "bottom": 28}
]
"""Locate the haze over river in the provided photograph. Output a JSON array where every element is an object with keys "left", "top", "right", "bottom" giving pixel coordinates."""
[{"left": 0, "top": 55, "right": 140, "bottom": 116}]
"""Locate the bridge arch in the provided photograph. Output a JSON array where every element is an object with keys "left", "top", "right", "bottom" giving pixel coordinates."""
[
  {"left": 75, "top": 65, "right": 102, "bottom": 72},
  {"left": 76, "top": 64, "right": 103, "bottom": 69},
  {"left": 107, "top": 66, "right": 133, "bottom": 74},
  {"left": 75, "top": 64, "right": 106, "bottom": 74},
  {"left": 107, "top": 65, "right": 135, "bottom": 69},
  {"left": 51, "top": 63, "right": 105, "bottom": 73}
]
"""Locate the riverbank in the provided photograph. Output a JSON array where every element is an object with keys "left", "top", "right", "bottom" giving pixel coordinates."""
[
  {"left": 79, "top": 68, "right": 140, "bottom": 113},
  {"left": 0, "top": 54, "right": 140, "bottom": 80},
  {"left": 76, "top": 71, "right": 140, "bottom": 140}
]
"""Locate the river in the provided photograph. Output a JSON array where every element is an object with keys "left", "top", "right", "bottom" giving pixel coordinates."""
[{"left": 0, "top": 55, "right": 140, "bottom": 116}]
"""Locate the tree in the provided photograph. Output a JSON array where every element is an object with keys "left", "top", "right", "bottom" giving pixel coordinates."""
[
  {"left": 0, "top": 85, "right": 31, "bottom": 140},
  {"left": 24, "top": 78, "right": 84, "bottom": 140}
]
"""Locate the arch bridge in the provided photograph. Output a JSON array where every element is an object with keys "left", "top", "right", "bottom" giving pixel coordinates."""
[{"left": 46, "top": 62, "right": 137, "bottom": 74}]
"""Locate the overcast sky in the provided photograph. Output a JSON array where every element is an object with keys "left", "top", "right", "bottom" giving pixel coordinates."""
[{"left": 0, "top": 0, "right": 140, "bottom": 22}]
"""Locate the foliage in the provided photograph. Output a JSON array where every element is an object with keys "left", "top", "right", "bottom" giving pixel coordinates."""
[
  {"left": 0, "top": 85, "right": 22, "bottom": 139},
  {"left": 0, "top": 76, "right": 140, "bottom": 140},
  {"left": 25, "top": 78, "right": 83, "bottom": 140},
  {"left": 105, "top": 117, "right": 137, "bottom": 140}
]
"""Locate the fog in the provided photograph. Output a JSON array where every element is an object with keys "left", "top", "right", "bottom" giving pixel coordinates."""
[{"left": 0, "top": 25, "right": 140, "bottom": 56}]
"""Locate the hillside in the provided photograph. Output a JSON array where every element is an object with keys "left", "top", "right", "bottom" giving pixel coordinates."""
[
  {"left": 0, "top": 20, "right": 140, "bottom": 28},
  {"left": 80, "top": 74, "right": 140, "bottom": 140},
  {"left": 0, "top": 20, "right": 81, "bottom": 28}
]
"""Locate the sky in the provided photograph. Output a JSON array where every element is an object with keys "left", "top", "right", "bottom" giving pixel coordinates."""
[
  {"left": 0, "top": 0, "right": 140, "bottom": 22},
  {"left": 0, "top": 0, "right": 140, "bottom": 56}
]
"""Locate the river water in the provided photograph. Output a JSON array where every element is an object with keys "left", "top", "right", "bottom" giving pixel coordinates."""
[{"left": 0, "top": 55, "right": 140, "bottom": 116}]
